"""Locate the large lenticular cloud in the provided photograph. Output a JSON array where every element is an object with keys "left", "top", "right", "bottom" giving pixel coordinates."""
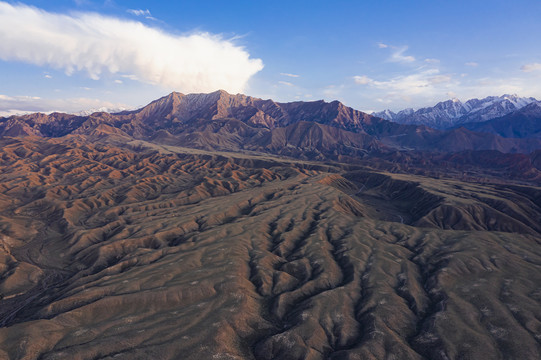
[{"left": 0, "top": 2, "right": 264, "bottom": 93}]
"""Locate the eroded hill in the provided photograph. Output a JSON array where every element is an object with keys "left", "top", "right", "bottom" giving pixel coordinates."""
[{"left": 0, "top": 136, "right": 540, "bottom": 359}]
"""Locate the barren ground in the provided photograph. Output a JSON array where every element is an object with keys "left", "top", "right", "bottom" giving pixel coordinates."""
[{"left": 0, "top": 136, "right": 540, "bottom": 359}]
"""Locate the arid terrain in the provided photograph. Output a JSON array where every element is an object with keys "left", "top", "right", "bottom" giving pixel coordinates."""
[{"left": 0, "top": 93, "right": 540, "bottom": 359}]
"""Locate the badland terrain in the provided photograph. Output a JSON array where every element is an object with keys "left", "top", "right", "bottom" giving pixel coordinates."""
[{"left": 0, "top": 91, "right": 540, "bottom": 359}]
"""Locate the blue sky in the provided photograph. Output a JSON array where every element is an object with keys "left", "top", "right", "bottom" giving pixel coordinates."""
[{"left": 1, "top": 0, "right": 541, "bottom": 115}]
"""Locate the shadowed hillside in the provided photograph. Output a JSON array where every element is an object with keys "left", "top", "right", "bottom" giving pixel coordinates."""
[
  {"left": 461, "top": 102, "right": 541, "bottom": 139},
  {"left": 0, "top": 136, "right": 540, "bottom": 359}
]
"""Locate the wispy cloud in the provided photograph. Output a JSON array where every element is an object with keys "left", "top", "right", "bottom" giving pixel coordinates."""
[
  {"left": 278, "top": 81, "right": 294, "bottom": 87},
  {"left": 127, "top": 8, "right": 157, "bottom": 20},
  {"left": 353, "top": 75, "right": 372, "bottom": 85},
  {"left": 351, "top": 68, "right": 459, "bottom": 108},
  {"left": 121, "top": 74, "right": 139, "bottom": 81},
  {"left": 378, "top": 43, "right": 416, "bottom": 63},
  {"left": 521, "top": 63, "right": 541, "bottom": 72},
  {"left": 0, "top": 94, "right": 130, "bottom": 116},
  {"left": 389, "top": 46, "right": 415, "bottom": 63},
  {"left": 429, "top": 74, "right": 452, "bottom": 84},
  {"left": 0, "top": 2, "right": 263, "bottom": 93},
  {"left": 127, "top": 9, "right": 151, "bottom": 17},
  {"left": 351, "top": 68, "right": 541, "bottom": 111},
  {"left": 280, "top": 73, "right": 300, "bottom": 78},
  {"left": 354, "top": 69, "right": 453, "bottom": 93},
  {"left": 349, "top": 47, "right": 541, "bottom": 110},
  {"left": 322, "top": 84, "right": 345, "bottom": 99}
]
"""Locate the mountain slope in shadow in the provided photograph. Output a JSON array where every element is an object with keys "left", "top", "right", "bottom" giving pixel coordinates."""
[{"left": 0, "top": 136, "right": 539, "bottom": 359}]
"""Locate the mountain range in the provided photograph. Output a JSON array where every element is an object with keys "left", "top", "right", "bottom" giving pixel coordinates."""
[
  {"left": 373, "top": 94, "right": 538, "bottom": 129},
  {"left": 460, "top": 101, "right": 541, "bottom": 139},
  {"left": 2, "top": 90, "right": 541, "bottom": 158},
  {"left": 1, "top": 90, "right": 541, "bottom": 359}
]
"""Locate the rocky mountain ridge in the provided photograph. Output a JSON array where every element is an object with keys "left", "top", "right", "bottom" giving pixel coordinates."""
[
  {"left": 1, "top": 92, "right": 541, "bottom": 359},
  {"left": 2, "top": 90, "right": 541, "bottom": 156},
  {"left": 374, "top": 94, "right": 538, "bottom": 129},
  {"left": 460, "top": 101, "right": 541, "bottom": 139}
]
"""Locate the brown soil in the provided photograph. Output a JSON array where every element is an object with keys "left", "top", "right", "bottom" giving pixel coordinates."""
[{"left": 0, "top": 136, "right": 540, "bottom": 359}]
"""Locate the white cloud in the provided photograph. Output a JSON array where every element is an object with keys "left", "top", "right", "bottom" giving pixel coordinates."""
[
  {"left": 429, "top": 74, "right": 452, "bottom": 84},
  {"left": 0, "top": 2, "right": 263, "bottom": 93},
  {"left": 376, "top": 98, "right": 394, "bottom": 104},
  {"left": 44, "top": 74, "right": 53, "bottom": 79},
  {"left": 469, "top": 77, "right": 524, "bottom": 95},
  {"left": 378, "top": 43, "right": 416, "bottom": 63},
  {"left": 280, "top": 73, "right": 300, "bottom": 78},
  {"left": 353, "top": 70, "right": 541, "bottom": 112},
  {"left": 346, "top": 53, "right": 541, "bottom": 111},
  {"left": 127, "top": 9, "right": 152, "bottom": 17},
  {"left": 521, "top": 63, "right": 541, "bottom": 72},
  {"left": 355, "top": 69, "right": 454, "bottom": 94},
  {"left": 0, "top": 94, "right": 130, "bottom": 116},
  {"left": 353, "top": 75, "right": 373, "bottom": 85},
  {"left": 114, "top": 79, "right": 123, "bottom": 84},
  {"left": 322, "top": 84, "right": 345, "bottom": 99},
  {"left": 127, "top": 9, "right": 157, "bottom": 21},
  {"left": 349, "top": 68, "right": 461, "bottom": 108},
  {"left": 278, "top": 81, "right": 294, "bottom": 87},
  {"left": 389, "top": 46, "right": 415, "bottom": 63},
  {"left": 121, "top": 74, "right": 139, "bottom": 81}
]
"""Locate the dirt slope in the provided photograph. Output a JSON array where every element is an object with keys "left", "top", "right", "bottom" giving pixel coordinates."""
[{"left": 0, "top": 137, "right": 539, "bottom": 359}]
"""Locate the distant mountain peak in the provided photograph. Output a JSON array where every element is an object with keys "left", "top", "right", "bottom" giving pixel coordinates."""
[
  {"left": 75, "top": 106, "right": 131, "bottom": 116},
  {"left": 460, "top": 99, "right": 541, "bottom": 139},
  {"left": 373, "top": 94, "right": 538, "bottom": 129},
  {"left": 160, "top": 91, "right": 185, "bottom": 102}
]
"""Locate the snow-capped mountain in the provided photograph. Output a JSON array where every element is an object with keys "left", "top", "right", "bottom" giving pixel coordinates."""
[
  {"left": 74, "top": 106, "right": 132, "bottom": 116},
  {"left": 461, "top": 101, "right": 541, "bottom": 139},
  {"left": 373, "top": 95, "right": 538, "bottom": 129}
]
